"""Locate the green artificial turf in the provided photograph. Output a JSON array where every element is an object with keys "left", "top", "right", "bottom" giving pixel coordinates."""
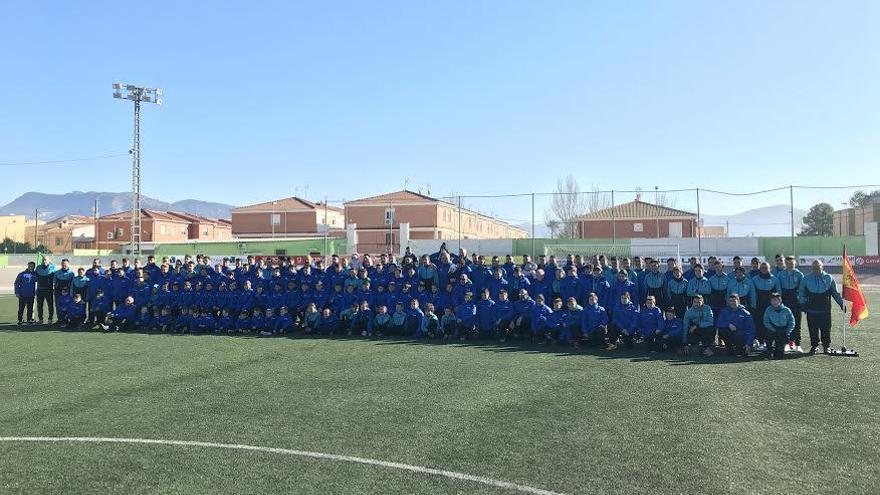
[{"left": 1, "top": 294, "right": 879, "bottom": 494}]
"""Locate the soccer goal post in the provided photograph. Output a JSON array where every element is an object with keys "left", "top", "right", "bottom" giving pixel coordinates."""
[{"left": 543, "top": 243, "right": 681, "bottom": 264}]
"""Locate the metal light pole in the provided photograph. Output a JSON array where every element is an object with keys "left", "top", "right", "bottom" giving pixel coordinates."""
[{"left": 113, "top": 83, "right": 163, "bottom": 256}]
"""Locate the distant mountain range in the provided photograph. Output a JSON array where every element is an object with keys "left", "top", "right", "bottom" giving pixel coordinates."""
[
  {"left": 702, "top": 204, "right": 805, "bottom": 237},
  {"left": 0, "top": 191, "right": 235, "bottom": 221},
  {"left": 1, "top": 192, "right": 803, "bottom": 238}
]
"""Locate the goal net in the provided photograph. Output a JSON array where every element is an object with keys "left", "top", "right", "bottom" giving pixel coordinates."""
[{"left": 543, "top": 243, "right": 681, "bottom": 264}]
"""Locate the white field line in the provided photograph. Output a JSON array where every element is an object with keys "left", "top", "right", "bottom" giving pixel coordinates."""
[{"left": 0, "top": 436, "right": 566, "bottom": 495}]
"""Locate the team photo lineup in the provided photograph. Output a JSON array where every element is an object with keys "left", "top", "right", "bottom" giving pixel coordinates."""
[{"left": 14, "top": 246, "right": 845, "bottom": 359}]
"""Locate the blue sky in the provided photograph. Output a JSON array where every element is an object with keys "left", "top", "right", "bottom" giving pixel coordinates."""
[{"left": 1, "top": 1, "right": 878, "bottom": 220}]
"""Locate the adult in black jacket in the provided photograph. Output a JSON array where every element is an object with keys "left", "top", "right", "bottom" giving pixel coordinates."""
[{"left": 34, "top": 257, "right": 56, "bottom": 323}]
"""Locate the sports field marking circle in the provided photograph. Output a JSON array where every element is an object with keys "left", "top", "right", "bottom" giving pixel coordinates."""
[{"left": 0, "top": 436, "right": 566, "bottom": 495}]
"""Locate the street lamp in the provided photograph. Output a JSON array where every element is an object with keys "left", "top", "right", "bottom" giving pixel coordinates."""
[{"left": 113, "top": 83, "right": 163, "bottom": 256}]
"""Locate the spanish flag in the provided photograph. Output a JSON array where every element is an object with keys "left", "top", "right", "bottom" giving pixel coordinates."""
[{"left": 842, "top": 245, "right": 870, "bottom": 326}]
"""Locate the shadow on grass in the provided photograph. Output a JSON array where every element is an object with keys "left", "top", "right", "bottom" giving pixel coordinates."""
[
  {"left": 371, "top": 337, "right": 814, "bottom": 365},
  {"left": 0, "top": 321, "right": 815, "bottom": 366}
]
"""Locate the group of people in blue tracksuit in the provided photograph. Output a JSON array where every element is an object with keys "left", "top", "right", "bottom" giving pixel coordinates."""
[{"left": 12, "top": 247, "right": 847, "bottom": 358}]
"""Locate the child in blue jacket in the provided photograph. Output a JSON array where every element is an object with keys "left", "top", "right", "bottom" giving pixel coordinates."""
[
  {"left": 683, "top": 295, "right": 715, "bottom": 356},
  {"left": 317, "top": 308, "right": 340, "bottom": 336},
  {"left": 389, "top": 302, "right": 408, "bottom": 336},
  {"left": 55, "top": 288, "right": 73, "bottom": 326},
  {"left": 763, "top": 293, "right": 795, "bottom": 360},
  {"left": 454, "top": 292, "right": 477, "bottom": 341},
  {"left": 373, "top": 305, "right": 391, "bottom": 337},
  {"left": 636, "top": 295, "right": 664, "bottom": 351},
  {"left": 301, "top": 303, "right": 320, "bottom": 335},
  {"left": 559, "top": 297, "right": 583, "bottom": 345},
  {"left": 350, "top": 301, "right": 374, "bottom": 337},
  {"left": 66, "top": 293, "right": 88, "bottom": 329},
  {"left": 581, "top": 292, "right": 609, "bottom": 348},
  {"left": 609, "top": 292, "right": 638, "bottom": 350},
  {"left": 659, "top": 307, "right": 683, "bottom": 352},
  {"left": 530, "top": 294, "right": 553, "bottom": 343},
  {"left": 155, "top": 307, "right": 174, "bottom": 333},
  {"left": 15, "top": 262, "right": 37, "bottom": 325},
  {"left": 105, "top": 296, "right": 136, "bottom": 332},
  {"left": 493, "top": 289, "right": 515, "bottom": 342},
  {"left": 274, "top": 307, "right": 294, "bottom": 335},
  {"left": 174, "top": 308, "right": 194, "bottom": 333},
  {"left": 544, "top": 298, "right": 566, "bottom": 343},
  {"left": 716, "top": 293, "right": 755, "bottom": 356},
  {"left": 135, "top": 306, "right": 153, "bottom": 330},
  {"left": 475, "top": 289, "right": 496, "bottom": 338}
]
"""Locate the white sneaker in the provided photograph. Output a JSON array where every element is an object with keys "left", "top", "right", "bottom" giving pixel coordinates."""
[
  {"left": 361, "top": 330, "right": 367, "bottom": 337},
  {"left": 756, "top": 343, "right": 767, "bottom": 352},
  {"left": 795, "top": 345, "right": 804, "bottom": 353}
]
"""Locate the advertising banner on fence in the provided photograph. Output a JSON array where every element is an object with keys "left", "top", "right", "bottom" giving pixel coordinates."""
[
  {"left": 854, "top": 255, "right": 880, "bottom": 267},
  {"left": 795, "top": 256, "right": 880, "bottom": 267},
  {"left": 798, "top": 255, "right": 849, "bottom": 267}
]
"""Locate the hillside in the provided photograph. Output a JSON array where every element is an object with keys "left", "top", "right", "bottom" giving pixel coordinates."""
[
  {"left": 0, "top": 191, "right": 235, "bottom": 220},
  {"left": 702, "top": 204, "right": 805, "bottom": 237}
]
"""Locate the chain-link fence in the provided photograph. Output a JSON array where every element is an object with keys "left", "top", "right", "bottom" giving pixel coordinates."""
[{"left": 380, "top": 183, "right": 880, "bottom": 259}]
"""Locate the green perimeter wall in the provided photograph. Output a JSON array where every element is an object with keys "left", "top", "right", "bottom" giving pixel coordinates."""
[
  {"left": 510, "top": 236, "right": 865, "bottom": 258},
  {"left": 758, "top": 236, "right": 865, "bottom": 258},
  {"left": 152, "top": 239, "right": 346, "bottom": 257}
]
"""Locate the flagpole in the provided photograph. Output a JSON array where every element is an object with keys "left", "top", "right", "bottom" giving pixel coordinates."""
[{"left": 832, "top": 242, "right": 860, "bottom": 357}]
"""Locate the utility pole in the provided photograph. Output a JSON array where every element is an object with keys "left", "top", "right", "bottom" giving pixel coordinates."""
[
  {"left": 271, "top": 201, "right": 277, "bottom": 239},
  {"left": 94, "top": 198, "right": 99, "bottom": 253},
  {"left": 113, "top": 83, "right": 163, "bottom": 256},
  {"left": 655, "top": 185, "right": 660, "bottom": 238},
  {"left": 34, "top": 208, "right": 38, "bottom": 251},
  {"left": 789, "top": 185, "right": 795, "bottom": 255},
  {"left": 323, "top": 196, "right": 329, "bottom": 257}
]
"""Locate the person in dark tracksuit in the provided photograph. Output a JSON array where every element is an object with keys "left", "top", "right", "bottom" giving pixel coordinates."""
[
  {"left": 666, "top": 266, "right": 689, "bottom": 319},
  {"left": 726, "top": 267, "right": 755, "bottom": 310},
  {"left": 762, "top": 293, "right": 795, "bottom": 360},
  {"left": 776, "top": 256, "right": 804, "bottom": 353},
  {"left": 798, "top": 260, "right": 845, "bottom": 354},
  {"left": 14, "top": 262, "right": 37, "bottom": 325},
  {"left": 750, "top": 262, "right": 781, "bottom": 351},
  {"left": 642, "top": 259, "right": 666, "bottom": 307},
  {"left": 34, "top": 257, "right": 56, "bottom": 323},
  {"left": 683, "top": 295, "right": 715, "bottom": 356},
  {"left": 53, "top": 259, "right": 75, "bottom": 320}
]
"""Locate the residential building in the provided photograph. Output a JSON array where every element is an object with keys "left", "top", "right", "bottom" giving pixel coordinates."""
[
  {"left": 575, "top": 198, "right": 701, "bottom": 239},
  {"left": 97, "top": 209, "right": 231, "bottom": 251},
  {"left": 834, "top": 200, "right": 880, "bottom": 236},
  {"left": 344, "top": 190, "right": 528, "bottom": 254},
  {"left": 25, "top": 215, "right": 95, "bottom": 252},
  {"left": 0, "top": 214, "right": 32, "bottom": 243},
  {"left": 231, "top": 197, "right": 345, "bottom": 238}
]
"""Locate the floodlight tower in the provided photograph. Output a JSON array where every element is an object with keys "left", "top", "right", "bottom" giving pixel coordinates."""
[{"left": 112, "top": 83, "right": 163, "bottom": 255}]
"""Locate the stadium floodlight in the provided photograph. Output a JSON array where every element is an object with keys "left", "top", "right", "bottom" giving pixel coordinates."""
[{"left": 112, "top": 82, "right": 164, "bottom": 256}]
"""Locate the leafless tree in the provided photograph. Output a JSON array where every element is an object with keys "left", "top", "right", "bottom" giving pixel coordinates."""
[
  {"left": 634, "top": 186, "right": 678, "bottom": 208},
  {"left": 544, "top": 176, "right": 596, "bottom": 239}
]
